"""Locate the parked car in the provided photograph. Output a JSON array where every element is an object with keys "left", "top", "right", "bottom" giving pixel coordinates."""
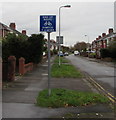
[
  {"left": 64, "top": 52, "right": 69, "bottom": 56},
  {"left": 86, "top": 50, "right": 95, "bottom": 53},
  {"left": 57, "top": 51, "right": 64, "bottom": 57},
  {"left": 74, "top": 51, "right": 79, "bottom": 56},
  {"left": 91, "top": 51, "right": 95, "bottom": 53}
]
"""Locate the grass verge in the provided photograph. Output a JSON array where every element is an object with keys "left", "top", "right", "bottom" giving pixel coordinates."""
[
  {"left": 51, "top": 57, "right": 83, "bottom": 78},
  {"left": 36, "top": 88, "right": 109, "bottom": 108},
  {"left": 54, "top": 56, "right": 70, "bottom": 63}
]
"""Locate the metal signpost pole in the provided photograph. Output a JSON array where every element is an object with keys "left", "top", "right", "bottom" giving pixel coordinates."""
[
  {"left": 48, "top": 32, "right": 51, "bottom": 96},
  {"left": 40, "top": 15, "right": 56, "bottom": 96},
  {"left": 59, "top": 7, "right": 61, "bottom": 66}
]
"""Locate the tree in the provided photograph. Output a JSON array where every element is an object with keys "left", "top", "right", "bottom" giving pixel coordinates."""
[
  {"left": 62, "top": 46, "right": 70, "bottom": 53},
  {"left": 74, "top": 42, "right": 87, "bottom": 52},
  {"left": 27, "top": 33, "right": 44, "bottom": 64}
]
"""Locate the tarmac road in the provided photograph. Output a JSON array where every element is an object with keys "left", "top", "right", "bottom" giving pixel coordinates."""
[{"left": 66, "top": 54, "right": 115, "bottom": 96}]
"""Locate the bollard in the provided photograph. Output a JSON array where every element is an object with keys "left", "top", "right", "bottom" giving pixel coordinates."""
[{"left": 19, "top": 57, "right": 25, "bottom": 75}]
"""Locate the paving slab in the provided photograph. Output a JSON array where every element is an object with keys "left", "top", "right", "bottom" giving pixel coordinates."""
[
  {"left": 51, "top": 78, "right": 92, "bottom": 92},
  {"left": 3, "top": 103, "right": 114, "bottom": 118}
]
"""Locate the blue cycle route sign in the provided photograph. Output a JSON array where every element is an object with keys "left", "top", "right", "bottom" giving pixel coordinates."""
[{"left": 40, "top": 15, "right": 56, "bottom": 32}]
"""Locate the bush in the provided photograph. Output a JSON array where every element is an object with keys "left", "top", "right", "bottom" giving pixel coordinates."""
[
  {"left": 89, "top": 52, "right": 96, "bottom": 58},
  {"left": 108, "top": 41, "right": 116, "bottom": 58},
  {"left": 90, "top": 52, "right": 96, "bottom": 56},
  {"left": 2, "top": 33, "right": 44, "bottom": 64},
  {"left": 2, "top": 33, "right": 27, "bottom": 63},
  {"left": 100, "top": 48, "right": 110, "bottom": 58}
]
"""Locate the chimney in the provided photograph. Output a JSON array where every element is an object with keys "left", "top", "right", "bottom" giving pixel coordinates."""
[
  {"left": 22, "top": 30, "right": 26, "bottom": 35},
  {"left": 96, "top": 38, "right": 99, "bottom": 40},
  {"left": 102, "top": 33, "right": 106, "bottom": 37},
  {"left": 108, "top": 28, "right": 113, "bottom": 34},
  {"left": 9, "top": 23, "right": 16, "bottom": 30},
  {"left": 98, "top": 35, "right": 101, "bottom": 39}
]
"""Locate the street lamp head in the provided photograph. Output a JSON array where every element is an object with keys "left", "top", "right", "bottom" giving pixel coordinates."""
[{"left": 64, "top": 5, "right": 71, "bottom": 8}]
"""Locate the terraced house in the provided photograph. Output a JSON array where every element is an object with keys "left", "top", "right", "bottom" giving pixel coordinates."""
[
  {"left": 0, "top": 22, "right": 27, "bottom": 38},
  {"left": 91, "top": 28, "right": 116, "bottom": 58}
]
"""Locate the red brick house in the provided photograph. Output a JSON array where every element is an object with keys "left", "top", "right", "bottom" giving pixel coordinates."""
[
  {"left": 91, "top": 28, "right": 116, "bottom": 58},
  {"left": 0, "top": 22, "right": 27, "bottom": 38}
]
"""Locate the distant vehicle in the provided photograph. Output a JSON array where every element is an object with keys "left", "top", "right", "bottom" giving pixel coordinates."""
[
  {"left": 57, "top": 51, "right": 64, "bottom": 57},
  {"left": 74, "top": 51, "right": 79, "bottom": 56},
  {"left": 86, "top": 50, "right": 95, "bottom": 53},
  {"left": 64, "top": 52, "right": 69, "bottom": 56},
  {"left": 91, "top": 51, "right": 95, "bottom": 53}
]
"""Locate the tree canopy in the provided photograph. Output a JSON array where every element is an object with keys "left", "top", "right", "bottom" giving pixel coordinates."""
[{"left": 74, "top": 42, "right": 87, "bottom": 52}]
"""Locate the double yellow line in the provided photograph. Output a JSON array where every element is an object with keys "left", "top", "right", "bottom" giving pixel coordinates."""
[{"left": 88, "top": 76, "right": 116, "bottom": 103}]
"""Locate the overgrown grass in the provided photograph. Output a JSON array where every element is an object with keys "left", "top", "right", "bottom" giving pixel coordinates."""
[
  {"left": 36, "top": 88, "right": 109, "bottom": 108},
  {"left": 51, "top": 57, "right": 83, "bottom": 78}
]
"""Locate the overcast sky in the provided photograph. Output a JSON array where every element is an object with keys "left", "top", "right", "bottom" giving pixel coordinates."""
[{"left": 1, "top": 1, "right": 115, "bottom": 46}]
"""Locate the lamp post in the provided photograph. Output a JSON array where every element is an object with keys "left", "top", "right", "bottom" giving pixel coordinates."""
[
  {"left": 85, "top": 35, "right": 90, "bottom": 51},
  {"left": 58, "top": 5, "right": 71, "bottom": 66},
  {"left": 85, "top": 35, "right": 89, "bottom": 44}
]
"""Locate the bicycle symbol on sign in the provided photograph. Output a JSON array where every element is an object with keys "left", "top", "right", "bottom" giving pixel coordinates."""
[{"left": 44, "top": 21, "right": 52, "bottom": 26}]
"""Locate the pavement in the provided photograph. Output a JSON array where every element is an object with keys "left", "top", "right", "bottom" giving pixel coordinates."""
[
  {"left": 85, "top": 57, "right": 115, "bottom": 68},
  {"left": 2, "top": 56, "right": 115, "bottom": 119}
]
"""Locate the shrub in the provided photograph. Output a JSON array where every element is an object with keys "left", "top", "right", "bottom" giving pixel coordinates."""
[
  {"left": 2, "top": 33, "right": 44, "bottom": 64},
  {"left": 108, "top": 41, "right": 116, "bottom": 58},
  {"left": 89, "top": 52, "right": 96, "bottom": 58},
  {"left": 2, "top": 33, "right": 27, "bottom": 63},
  {"left": 100, "top": 48, "right": 110, "bottom": 58}
]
